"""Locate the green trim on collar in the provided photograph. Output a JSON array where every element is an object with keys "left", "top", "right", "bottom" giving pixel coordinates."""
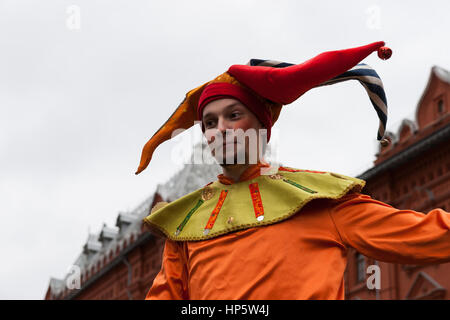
[{"left": 143, "top": 168, "right": 365, "bottom": 241}]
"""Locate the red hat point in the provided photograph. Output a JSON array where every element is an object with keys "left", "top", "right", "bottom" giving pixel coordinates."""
[{"left": 228, "top": 41, "right": 386, "bottom": 105}]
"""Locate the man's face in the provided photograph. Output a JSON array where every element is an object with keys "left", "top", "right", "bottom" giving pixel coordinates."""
[{"left": 202, "top": 98, "right": 266, "bottom": 166}]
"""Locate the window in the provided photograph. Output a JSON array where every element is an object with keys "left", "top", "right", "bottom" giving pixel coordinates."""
[
  {"left": 356, "top": 253, "right": 366, "bottom": 283},
  {"left": 437, "top": 99, "right": 444, "bottom": 114}
]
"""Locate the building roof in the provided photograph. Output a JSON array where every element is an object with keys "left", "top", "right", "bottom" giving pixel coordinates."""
[
  {"left": 359, "top": 113, "right": 450, "bottom": 181},
  {"left": 433, "top": 65, "right": 450, "bottom": 84},
  {"left": 415, "top": 65, "right": 450, "bottom": 127}
]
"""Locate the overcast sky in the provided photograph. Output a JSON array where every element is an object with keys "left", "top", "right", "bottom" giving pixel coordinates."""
[{"left": 1, "top": 0, "right": 449, "bottom": 299}]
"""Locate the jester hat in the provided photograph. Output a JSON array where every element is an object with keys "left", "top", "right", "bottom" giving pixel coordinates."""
[{"left": 135, "top": 41, "right": 391, "bottom": 175}]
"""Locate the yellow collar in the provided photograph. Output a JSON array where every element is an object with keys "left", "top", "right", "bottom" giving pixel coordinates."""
[{"left": 143, "top": 167, "right": 365, "bottom": 241}]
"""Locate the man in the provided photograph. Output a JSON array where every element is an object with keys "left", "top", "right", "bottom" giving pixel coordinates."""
[
  {"left": 201, "top": 96, "right": 268, "bottom": 181},
  {"left": 135, "top": 41, "right": 450, "bottom": 299}
]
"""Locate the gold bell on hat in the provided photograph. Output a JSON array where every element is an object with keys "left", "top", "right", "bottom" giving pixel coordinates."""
[{"left": 380, "top": 138, "right": 390, "bottom": 147}]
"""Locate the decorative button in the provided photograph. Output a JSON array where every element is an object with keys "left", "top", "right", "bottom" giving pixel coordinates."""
[
  {"left": 201, "top": 186, "right": 215, "bottom": 201},
  {"left": 269, "top": 173, "right": 283, "bottom": 180},
  {"left": 227, "top": 217, "right": 234, "bottom": 224}
]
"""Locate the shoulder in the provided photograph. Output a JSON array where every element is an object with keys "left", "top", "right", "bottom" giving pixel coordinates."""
[
  {"left": 327, "top": 191, "right": 394, "bottom": 212},
  {"left": 277, "top": 165, "right": 366, "bottom": 192}
]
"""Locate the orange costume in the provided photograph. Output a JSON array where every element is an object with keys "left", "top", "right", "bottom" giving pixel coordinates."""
[
  {"left": 132, "top": 42, "right": 446, "bottom": 300},
  {"left": 145, "top": 163, "right": 450, "bottom": 300}
]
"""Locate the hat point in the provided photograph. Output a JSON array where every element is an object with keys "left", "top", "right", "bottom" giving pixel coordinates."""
[{"left": 228, "top": 41, "right": 387, "bottom": 105}]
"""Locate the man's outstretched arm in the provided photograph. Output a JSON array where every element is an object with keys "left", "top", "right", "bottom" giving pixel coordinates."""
[{"left": 329, "top": 192, "right": 450, "bottom": 265}]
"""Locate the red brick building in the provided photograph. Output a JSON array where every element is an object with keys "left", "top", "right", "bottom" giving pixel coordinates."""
[
  {"left": 45, "top": 66, "right": 450, "bottom": 300},
  {"left": 345, "top": 65, "right": 450, "bottom": 299},
  {"left": 44, "top": 146, "right": 222, "bottom": 300}
]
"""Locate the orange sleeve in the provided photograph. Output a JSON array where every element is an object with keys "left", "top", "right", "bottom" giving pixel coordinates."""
[
  {"left": 328, "top": 192, "right": 450, "bottom": 265},
  {"left": 145, "top": 239, "right": 189, "bottom": 300}
]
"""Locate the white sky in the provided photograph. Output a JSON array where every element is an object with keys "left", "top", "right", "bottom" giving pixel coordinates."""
[{"left": 0, "top": 0, "right": 449, "bottom": 299}]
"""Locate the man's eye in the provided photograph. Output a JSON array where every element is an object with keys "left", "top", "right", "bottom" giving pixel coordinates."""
[
  {"left": 205, "top": 120, "right": 215, "bottom": 128},
  {"left": 231, "top": 112, "right": 240, "bottom": 118}
]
